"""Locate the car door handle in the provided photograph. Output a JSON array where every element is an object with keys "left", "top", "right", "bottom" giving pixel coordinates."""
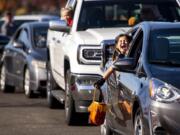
[{"left": 56, "top": 40, "right": 60, "bottom": 44}]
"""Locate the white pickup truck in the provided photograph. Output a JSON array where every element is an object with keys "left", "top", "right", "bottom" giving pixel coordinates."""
[{"left": 46, "top": 0, "right": 177, "bottom": 125}]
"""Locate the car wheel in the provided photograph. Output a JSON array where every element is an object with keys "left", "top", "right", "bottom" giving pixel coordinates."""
[
  {"left": 100, "top": 118, "right": 113, "bottom": 135},
  {"left": 65, "top": 70, "right": 76, "bottom": 125},
  {"left": 134, "top": 108, "right": 145, "bottom": 135},
  {"left": 0, "top": 64, "right": 15, "bottom": 93},
  {"left": 24, "top": 68, "right": 34, "bottom": 98},
  {"left": 47, "top": 66, "right": 61, "bottom": 108}
]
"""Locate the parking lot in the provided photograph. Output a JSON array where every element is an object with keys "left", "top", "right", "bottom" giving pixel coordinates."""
[{"left": 0, "top": 90, "right": 99, "bottom": 135}]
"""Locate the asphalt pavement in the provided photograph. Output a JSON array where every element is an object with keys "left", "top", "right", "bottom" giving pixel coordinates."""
[{"left": 0, "top": 90, "right": 100, "bottom": 135}]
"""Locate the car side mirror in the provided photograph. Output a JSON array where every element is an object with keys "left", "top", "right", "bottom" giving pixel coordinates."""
[
  {"left": 113, "top": 57, "right": 135, "bottom": 72},
  {"left": 49, "top": 20, "right": 70, "bottom": 33},
  {"left": 13, "top": 41, "right": 24, "bottom": 48}
]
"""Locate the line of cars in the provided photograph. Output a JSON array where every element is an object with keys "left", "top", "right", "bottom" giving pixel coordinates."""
[{"left": 0, "top": 14, "right": 59, "bottom": 97}]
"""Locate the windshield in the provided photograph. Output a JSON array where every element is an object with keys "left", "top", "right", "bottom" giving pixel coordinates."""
[
  {"left": 149, "top": 29, "right": 180, "bottom": 66},
  {"left": 33, "top": 26, "right": 48, "bottom": 48},
  {"left": 77, "top": 1, "right": 180, "bottom": 31}
]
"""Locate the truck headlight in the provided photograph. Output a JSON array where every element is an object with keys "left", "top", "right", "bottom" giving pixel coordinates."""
[
  {"left": 78, "top": 45, "right": 101, "bottom": 64},
  {"left": 149, "top": 78, "right": 180, "bottom": 103},
  {"left": 31, "top": 60, "right": 46, "bottom": 69}
]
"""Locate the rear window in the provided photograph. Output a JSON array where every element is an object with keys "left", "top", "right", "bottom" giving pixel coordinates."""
[{"left": 78, "top": 0, "right": 180, "bottom": 30}]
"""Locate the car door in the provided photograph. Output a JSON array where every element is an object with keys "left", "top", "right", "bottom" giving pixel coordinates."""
[
  {"left": 12, "top": 27, "right": 30, "bottom": 87},
  {"left": 113, "top": 28, "right": 144, "bottom": 134}
]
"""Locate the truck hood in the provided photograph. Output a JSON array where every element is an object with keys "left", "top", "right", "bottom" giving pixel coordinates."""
[{"left": 74, "top": 27, "right": 130, "bottom": 45}]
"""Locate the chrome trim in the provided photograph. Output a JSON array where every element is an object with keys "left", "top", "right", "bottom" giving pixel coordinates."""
[{"left": 78, "top": 45, "right": 101, "bottom": 65}]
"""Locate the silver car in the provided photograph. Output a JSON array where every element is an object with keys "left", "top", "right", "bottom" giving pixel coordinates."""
[{"left": 0, "top": 22, "right": 49, "bottom": 98}]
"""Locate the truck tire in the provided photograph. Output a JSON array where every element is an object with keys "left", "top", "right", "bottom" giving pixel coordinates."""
[
  {"left": 65, "top": 70, "right": 77, "bottom": 125},
  {"left": 47, "top": 62, "right": 60, "bottom": 109},
  {"left": 0, "top": 64, "right": 15, "bottom": 93}
]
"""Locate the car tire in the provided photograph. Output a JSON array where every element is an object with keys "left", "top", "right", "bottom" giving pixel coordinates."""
[
  {"left": 100, "top": 117, "right": 113, "bottom": 135},
  {"left": 47, "top": 64, "right": 61, "bottom": 109},
  {"left": 134, "top": 108, "right": 145, "bottom": 135},
  {"left": 24, "top": 68, "right": 34, "bottom": 98},
  {"left": 65, "top": 70, "right": 76, "bottom": 125},
  {"left": 0, "top": 64, "right": 15, "bottom": 93}
]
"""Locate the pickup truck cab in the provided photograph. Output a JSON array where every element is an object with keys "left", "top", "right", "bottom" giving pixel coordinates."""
[{"left": 47, "top": 0, "right": 180, "bottom": 125}]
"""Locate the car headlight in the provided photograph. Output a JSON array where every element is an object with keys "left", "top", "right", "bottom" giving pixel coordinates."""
[
  {"left": 149, "top": 78, "right": 180, "bottom": 103},
  {"left": 78, "top": 45, "right": 101, "bottom": 64},
  {"left": 31, "top": 60, "right": 46, "bottom": 69}
]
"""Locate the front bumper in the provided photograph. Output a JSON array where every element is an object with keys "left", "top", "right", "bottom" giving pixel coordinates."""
[
  {"left": 150, "top": 100, "right": 180, "bottom": 134},
  {"left": 70, "top": 73, "right": 102, "bottom": 113}
]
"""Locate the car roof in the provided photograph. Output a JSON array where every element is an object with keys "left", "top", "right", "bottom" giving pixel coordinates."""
[
  {"left": 0, "top": 14, "right": 59, "bottom": 21},
  {"left": 138, "top": 22, "right": 180, "bottom": 30}
]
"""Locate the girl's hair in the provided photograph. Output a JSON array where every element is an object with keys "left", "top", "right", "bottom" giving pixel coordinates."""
[
  {"left": 115, "top": 33, "right": 132, "bottom": 44},
  {"left": 61, "top": 7, "right": 73, "bottom": 17}
]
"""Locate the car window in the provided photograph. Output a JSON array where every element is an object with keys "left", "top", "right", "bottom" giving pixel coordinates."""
[
  {"left": 149, "top": 28, "right": 180, "bottom": 65},
  {"left": 33, "top": 26, "right": 48, "bottom": 48},
  {"left": 78, "top": 0, "right": 180, "bottom": 30}
]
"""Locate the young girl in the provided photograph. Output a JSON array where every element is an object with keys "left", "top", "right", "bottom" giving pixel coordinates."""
[
  {"left": 60, "top": 7, "right": 73, "bottom": 27},
  {"left": 94, "top": 34, "right": 132, "bottom": 88}
]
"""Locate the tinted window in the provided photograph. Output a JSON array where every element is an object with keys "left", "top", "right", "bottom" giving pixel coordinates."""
[
  {"left": 33, "top": 26, "right": 48, "bottom": 48},
  {"left": 78, "top": 1, "right": 180, "bottom": 30},
  {"left": 149, "top": 29, "right": 180, "bottom": 65}
]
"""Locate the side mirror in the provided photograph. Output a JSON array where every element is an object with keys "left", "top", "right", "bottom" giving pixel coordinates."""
[
  {"left": 13, "top": 41, "right": 24, "bottom": 48},
  {"left": 113, "top": 57, "right": 135, "bottom": 72},
  {"left": 49, "top": 20, "right": 70, "bottom": 33},
  {"left": 100, "top": 40, "right": 115, "bottom": 70}
]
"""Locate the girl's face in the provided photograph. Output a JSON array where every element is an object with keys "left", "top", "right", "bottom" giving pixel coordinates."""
[{"left": 116, "top": 36, "right": 129, "bottom": 55}]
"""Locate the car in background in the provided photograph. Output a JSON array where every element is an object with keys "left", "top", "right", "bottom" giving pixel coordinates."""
[
  {"left": 0, "top": 34, "right": 10, "bottom": 58},
  {"left": 100, "top": 22, "right": 180, "bottom": 135},
  {"left": 0, "top": 14, "right": 59, "bottom": 36},
  {"left": 0, "top": 22, "right": 49, "bottom": 98}
]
